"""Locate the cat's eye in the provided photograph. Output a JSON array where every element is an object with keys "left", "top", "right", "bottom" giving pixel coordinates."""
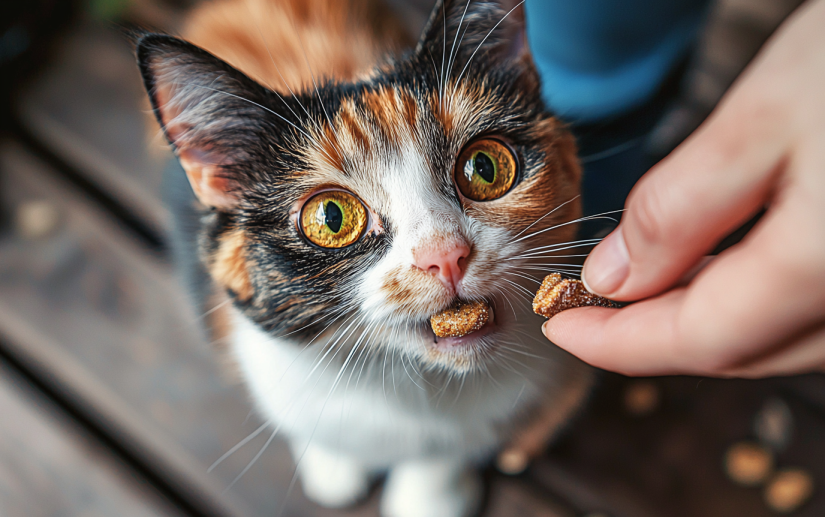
[
  {"left": 454, "top": 139, "right": 517, "bottom": 201},
  {"left": 300, "top": 190, "right": 368, "bottom": 248}
]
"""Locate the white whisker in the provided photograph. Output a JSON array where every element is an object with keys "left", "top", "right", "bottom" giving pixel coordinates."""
[
  {"left": 208, "top": 420, "right": 270, "bottom": 473},
  {"left": 446, "top": 0, "right": 472, "bottom": 87},
  {"left": 186, "top": 84, "right": 311, "bottom": 140},
  {"left": 510, "top": 195, "right": 580, "bottom": 241},
  {"left": 579, "top": 137, "right": 644, "bottom": 164},
  {"left": 287, "top": 17, "right": 346, "bottom": 159},
  {"left": 508, "top": 239, "right": 603, "bottom": 260},
  {"left": 223, "top": 426, "right": 280, "bottom": 493},
  {"left": 518, "top": 263, "right": 583, "bottom": 269},
  {"left": 510, "top": 210, "right": 623, "bottom": 245},
  {"left": 453, "top": 1, "right": 525, "bottom": 90},
  {"left": 245, "top": 0, "right": 307, "bottom": 122},
  {"left": 197, "top": 297, "right": 233, "bottom": 321},
  {"left": 502, "top": 278, "right": 534, "bottom": 301},
  {"left": 509, "top": 271, "right": 542, "bottom": 285}
]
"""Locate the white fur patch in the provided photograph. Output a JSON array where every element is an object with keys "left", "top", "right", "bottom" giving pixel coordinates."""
[
  {"left": 229, "top": 303, "right": 588, "bottom": 465},
  {"left": 381, "top": 459, "right": 481, "bottom": 517},
  {"left": 295, "top": 442, "right": 372, "bottom": 508}
]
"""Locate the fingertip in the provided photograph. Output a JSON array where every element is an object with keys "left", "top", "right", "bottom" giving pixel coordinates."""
[
  {"left": 581, "top": 268, "right": 596, "bottom": 295},
  {"left": 541, "top": 316, "right": 562, "bottom": 344},
  {"left": 582, "top": 227, "right": 629, "bottom": 297},
  {"left": 541, "top": 307, "right": 608, "bottom": 352},
  {"left": 543, "top": 308, "right": 627, "bottom": 373},
  {"left": 541, "top": 304, "right": 670, "bottom": 376}
]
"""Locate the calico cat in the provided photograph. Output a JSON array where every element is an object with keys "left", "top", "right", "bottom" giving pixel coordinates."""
[{"left": 137, "top": 0, "right": 592, "bottom": 515}]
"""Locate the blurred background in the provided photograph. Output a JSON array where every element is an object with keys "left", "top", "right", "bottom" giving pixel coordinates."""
[{"left": 0, "top": 0, "right": 823, "bottom": 516}]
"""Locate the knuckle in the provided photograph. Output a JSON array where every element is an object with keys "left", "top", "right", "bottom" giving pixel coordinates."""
[{"left": 626, "top": 182, "right": 671, "bottom": 247}]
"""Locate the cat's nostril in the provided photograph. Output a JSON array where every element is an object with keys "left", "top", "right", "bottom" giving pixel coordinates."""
[{"left": 413, "top": 242, "right": 471, "bottom": 292}]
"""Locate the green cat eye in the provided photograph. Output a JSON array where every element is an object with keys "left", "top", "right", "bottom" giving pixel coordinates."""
[
  {"left": 455, "top": 139, "right": 517, "bottom": 201},
  {"left": 300, "top": 190, "right": 367, "bottom": 248}
]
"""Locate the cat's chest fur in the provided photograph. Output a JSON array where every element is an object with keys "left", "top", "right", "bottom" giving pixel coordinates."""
[{"left": 229, "top": 304, "right": 566, "bottom": 467}]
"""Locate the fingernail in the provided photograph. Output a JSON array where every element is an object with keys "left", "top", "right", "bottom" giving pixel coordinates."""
[
  {"left": 541, "top": 321, "right": 548, "bottom": 338},
  {"left": 583, "top": 227, "right": 629, "bottom": 295}
]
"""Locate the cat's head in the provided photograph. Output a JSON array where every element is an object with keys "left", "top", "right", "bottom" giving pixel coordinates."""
[{"left": 137, "top": 0, "right": 581, "bottom": 373}]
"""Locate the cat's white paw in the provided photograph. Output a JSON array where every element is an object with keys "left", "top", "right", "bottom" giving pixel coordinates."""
[
  {"left": 380, "top": 460, "right": 481, "bottom": 517},
  {"left": 295, "top": 443, "right": 371, "bottom": 508}
]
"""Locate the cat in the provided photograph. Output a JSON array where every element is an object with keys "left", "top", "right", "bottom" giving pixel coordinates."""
[{"left": 136, "top": 0, "right": 593, "bottom": 516}]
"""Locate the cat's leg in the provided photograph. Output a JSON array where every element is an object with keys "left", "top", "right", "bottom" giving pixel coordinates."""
[
  {"left": 292, "top": 441, "right": 372, "bottom": 508},
  {"left": 380, "top": 458, "right": 481, "bottom": 517}
]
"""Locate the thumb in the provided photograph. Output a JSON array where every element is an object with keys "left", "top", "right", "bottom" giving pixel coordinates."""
[{"left": 582, "top": 72, "right": 789, "bottom": 301}]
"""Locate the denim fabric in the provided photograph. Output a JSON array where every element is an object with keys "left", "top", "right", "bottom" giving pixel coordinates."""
[{"left": 524, "top": 0, "right": 711, "bottom": 122}]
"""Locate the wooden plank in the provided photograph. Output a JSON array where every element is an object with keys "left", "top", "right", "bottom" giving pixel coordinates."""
[
  {"left": 16, "top": 21, "right": 173, "bottom": 235},
  {"left": 485, "top": 476, "right": 575, "bottom": 517},
  {"left": 0, "top": 359, "right": 184, "bottom": 517},
  {"left": 532, "top": 375, "right": 825, "bottom": 517}
]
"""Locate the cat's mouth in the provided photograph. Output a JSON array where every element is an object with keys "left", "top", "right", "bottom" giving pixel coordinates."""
[
  {"left": 413, "top": 294, "right": 532, "bottom": 372},
  {"left": 427, "top": 303, "right": 497, "bottom": 352}
]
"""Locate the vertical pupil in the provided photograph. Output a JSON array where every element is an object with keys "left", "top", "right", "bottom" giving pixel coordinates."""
[
  {"left": 474, "top": 152, "right": 495, "bottom": 183},
  {"left": 324, "top": 201, "right": 343, "bottom": 233}
]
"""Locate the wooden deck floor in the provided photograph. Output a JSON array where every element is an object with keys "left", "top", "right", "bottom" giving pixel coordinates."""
[{"left": 0, "top": 1, "right": 822, "bottom": 516}]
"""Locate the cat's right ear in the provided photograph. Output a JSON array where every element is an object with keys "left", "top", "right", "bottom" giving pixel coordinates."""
[{"left": 137, "top": 34, "right": 273, "bottom": 209}]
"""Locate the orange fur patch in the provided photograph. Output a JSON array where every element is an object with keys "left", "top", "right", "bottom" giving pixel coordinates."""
[
  {"left": 355, "top": 87, "right": 418, "bottom": 146},
  {"left": 381, "top": 265, "right": 453, "bottom": 316},
  {"left": 361, "top": 87, "right": 408, "bottom": 143},
  {"left": 302, "top": 86, "right": 420, "bottom": 179},
  {"left": 337, "top": 99, "right": 371, "bottom": 154},
  {"left": 182, "top": 0, "right": 411, "bottom": 95},
  {"left": 399, "top": 90, "right": 418, "bottom": 128},
  {"left": 211, "top": 230, "right": 254, "bottom": 302},
  {"left": 429, "top": 83, "right": 494, "bottom": 139}
]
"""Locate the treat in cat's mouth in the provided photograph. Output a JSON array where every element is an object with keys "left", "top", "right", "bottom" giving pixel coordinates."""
[
  {"left": 430, "top": 300, "right": 491, "bottom": 338},
  {"left": 532, "top": 273, "right": 619, "bottom": 318}
]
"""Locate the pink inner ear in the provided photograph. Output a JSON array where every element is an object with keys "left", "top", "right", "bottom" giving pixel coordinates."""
[
  {"left": 153, "top": 70, "right": 239, "bottom": 209},
  {"left": 178, "top": 150, "right": 239, "bottom": 209}
]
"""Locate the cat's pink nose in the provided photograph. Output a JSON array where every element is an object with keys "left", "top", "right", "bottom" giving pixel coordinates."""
[{"left": 413, "top": 241, "right": 471, "bottom": 292}]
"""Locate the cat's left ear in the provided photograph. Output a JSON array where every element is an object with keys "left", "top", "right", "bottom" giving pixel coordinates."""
[
  {"left": 415, "top": 0, "right": 529, "bottom": 74},
  {"left": 137, "top": 33, "right": 282, "bottom": 209}
]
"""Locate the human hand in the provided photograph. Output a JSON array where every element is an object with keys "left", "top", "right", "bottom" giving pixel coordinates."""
[{"left": 542, "top": 0, "right": 825, "bottom": 378}]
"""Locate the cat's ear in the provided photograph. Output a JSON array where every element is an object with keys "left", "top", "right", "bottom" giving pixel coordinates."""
[
  {"left": 415, "top": 0, "right": 527, "bottom": 71},
  {"left": 137, "top": 34, "right": 277, "bottom": 209}
]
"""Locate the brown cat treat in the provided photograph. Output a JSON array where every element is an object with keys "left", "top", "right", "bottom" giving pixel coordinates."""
[
  {"left": 533, "top": 273, "right": 618, "bottom": 318},
  {"left": 431, "top": 300, "right": 490, "bottom": 338}
]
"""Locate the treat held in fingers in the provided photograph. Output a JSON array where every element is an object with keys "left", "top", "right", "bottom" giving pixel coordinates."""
[{"left": 533, "top": 274, "right": 619, "bottom": 319}]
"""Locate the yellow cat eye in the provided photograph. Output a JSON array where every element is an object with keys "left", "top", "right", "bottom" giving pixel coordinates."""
[
  {"left": 454, "top": 139, "right": 518, "bottom": 201},
  {"left": 300, "top": 190, "right": 368, "bottom": 248}
]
